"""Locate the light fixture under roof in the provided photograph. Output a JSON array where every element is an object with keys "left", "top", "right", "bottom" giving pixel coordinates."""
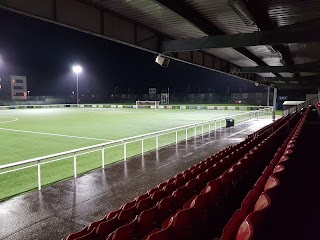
[
  {"left": 266, "top": 45, "right": 277, "bottom": 54},
  {"left": 228, "top": 0, "right": 256, "bottom": 27}
]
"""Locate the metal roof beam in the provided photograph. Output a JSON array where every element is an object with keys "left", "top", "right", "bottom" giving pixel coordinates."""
[
  {"left": 258, "top": 74, "right": 320, "bottom": 83},
  {"left": 161, "top": 23, "right": 320, "bottom": 52},
  {"left": 276, "top": 84, "right": 319, "bottom": 90},
  {"left": 241, "top": 61, "right": 320, "bottom": 73},
  {"left": 153, "top": 0, "right": 223, "bottom": 36}
]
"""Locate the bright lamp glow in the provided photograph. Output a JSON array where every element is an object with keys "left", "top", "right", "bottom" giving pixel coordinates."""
[{"left": 72, "top": 65, "right": 82, "bottom": 74}]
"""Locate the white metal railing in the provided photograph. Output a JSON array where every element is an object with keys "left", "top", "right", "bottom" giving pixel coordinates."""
[
  {"left": 282, "top": 97, "right": 318, "bottom": 117},
  {"left": 0, "top": 103, "right": 273, "bottom": 110},
  {"left": 0, "top": 108, "right": 272, "bottom": 191}
]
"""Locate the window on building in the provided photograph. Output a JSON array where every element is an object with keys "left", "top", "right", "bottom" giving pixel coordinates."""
[
  {"left": 209, "top": 93, "right": 213, "bottom": 98},
  {"left": 14, "top": 93, "right": 24, "bottom": 96},
  {"left": 243, "top": 93, "right": 248, "bottom": 98},
  {"left": 13, "top": 79, "right": 24, "bottom": 84},
  {"left": 13, "top": 86, "right": 24, "bottom": 90},
  {"left": 256, "top": 93, "right": 262, "bottom": 98},
  {"left": 190, "top": 94, "right": 194, "bottom": 98}
]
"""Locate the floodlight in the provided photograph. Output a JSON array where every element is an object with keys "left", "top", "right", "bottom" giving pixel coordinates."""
[
  {"left": 72, "top": 65, "right": 82, "bottom": 74},
  {"left": 228, "top": 0, "right": 256, "bottom": 26},
  {"left": 155, "top": 54, "right": 170, "bottom": 67}
]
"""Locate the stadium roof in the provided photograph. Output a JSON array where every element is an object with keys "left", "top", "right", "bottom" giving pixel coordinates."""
[{"left": 1, "top": 0, "right": 320, "bottom": 89}]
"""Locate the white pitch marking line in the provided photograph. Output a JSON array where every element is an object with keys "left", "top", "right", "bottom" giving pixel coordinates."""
[
  {"left": 0, "top": 127, "right": 112, "bottom": 141},
  {"left": 0, "top": 117, "right": 19, "bottom": 124}
]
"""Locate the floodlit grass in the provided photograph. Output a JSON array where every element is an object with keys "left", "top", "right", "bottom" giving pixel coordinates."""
[{"left": 0, "top": 107, "right": 250, "bottom": 200}]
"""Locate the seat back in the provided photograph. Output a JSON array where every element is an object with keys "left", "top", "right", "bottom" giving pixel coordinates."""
[
  {"left": 96, "top": 216, "right": 120, "bottom": 240},
  {"left": 137, "top": 206, "right": 158, "bottom": 238},
  {"left": 112, "top": 218, "right": 137, "bottom": 240}
]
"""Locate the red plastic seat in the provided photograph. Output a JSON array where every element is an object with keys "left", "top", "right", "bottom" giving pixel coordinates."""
[
  {"left": 148, "top": 187, "right": 159, "bottom": 195},
  {"left": 145, "top": 226, "right": 170, "bottom": 240},
  {"left": 96, "top": 216, "right": 120, "bottom": 240},
  {"left": 118, "top": 205, "right": 137, "bottom": 224},
  {"left": 170, "top": 209, "right": 194, "bottom": 240},
  {"left": 157, "top": 182, "right": 167, "bottom": 190},
  {"left": 185, "top": 178, "right": 198, "bottom": 195},
  {"left": 221, "top": 209, "right": 247, "bottom": 240},
  {"left": 151, "top": 189, "right": 165, "bottom": 204},
  {"left": 73, "top": 228, "right": 96, "bottom": 240},
  {"left": 166, "top": 178, "right": 175, "bottom": 185},
  {"left": 136, "top": 196, "right": 152, "bottom": 212},
  {"left": 135, "top": 193, "right": 149, "bottom": 202},
  {"left": 163, "top": 183, "right": 175, "bottom": 196},
  {"left": 205, "top": 166, "right": 216, "bottom": 180},
  {"left": 157, "top": 195, "right": 175, "bottom": 223},
  {"left": 87, "top": 218, "right": 106, "bottom": 231},
  {"left": 173, "top": 186, "right": 189, "bottom": 208},
  {"left": 174, "top": 177, "right": 185, "bottom": 188},
  {"left": 273, "top": 164, "right": 285, "bottom": 173},
  {"left": 137, "top": 206, "right": 158, "bottom": 238},
  {"left": 183, "top": 171, "right": 193, "bottom": 182},
  {"left": 174, "top": 173, "right": 184, "bottom": 179},
  {"left": 112, "top": 217, "right": 137, "bottom": 240},
  {"left": 236, "top": 194, "right": 271, "bottom": 240},
  {"left": 263, "top": 175, "right": 280, "bottom": 191},
  {"left": 197, "top": 172, "right": 208, "bottom": 189},
  {"left": 65, "top": 227, "right": 89, "bottom": 240},
  {"left": 106, "top": 209, "right": 121, "bottom": 220},
  {"left": 122, "top": 200, "right": 136, "bottom": 210}
]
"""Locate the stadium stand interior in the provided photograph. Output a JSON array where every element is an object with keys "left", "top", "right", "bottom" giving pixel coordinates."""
[{"left": 63, "top": 104, "right": 319, "bottom": 240}]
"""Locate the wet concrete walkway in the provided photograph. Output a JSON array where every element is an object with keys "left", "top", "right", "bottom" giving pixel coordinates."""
[{"left": 0, "top": 118, "right": 273, "bottom": 240}]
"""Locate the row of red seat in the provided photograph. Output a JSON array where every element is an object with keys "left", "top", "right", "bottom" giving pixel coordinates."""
[
  {"left": 63, "top": 114, "right": 296, "bottom": 240},
  {"left": 146, "top": 114, "right": 296, "bottom": 240},
  {"left": 228, "top": 108, "right": 309, "bottom": 240}
]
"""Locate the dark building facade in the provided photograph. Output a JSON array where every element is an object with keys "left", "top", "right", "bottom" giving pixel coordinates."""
[
  {"left": 0, "top": 75, "right": 11, "bottom": 104},
  {"left": 230, "top": 92, "right": 273, "bottom": 106}
]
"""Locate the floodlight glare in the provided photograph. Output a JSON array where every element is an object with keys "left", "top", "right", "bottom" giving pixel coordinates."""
[{"left": 72, "top": 65, "right": 82, "bottom": 74}]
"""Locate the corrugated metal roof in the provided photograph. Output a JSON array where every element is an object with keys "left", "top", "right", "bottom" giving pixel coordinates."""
[
  {"left": 246, "top": 46, "right": 283, "bottom": 66},
  {"left": 87, "top": 0, "right": 319, "bottom": 80},
  {"left": 205, "top": 48, "right": 258, "bottom": 67},
  {"left": 286, "top": 42, "right": 320, "bottom": 65},
  {"left": 268, "top": 0, "right": 320, "bottom": 27},
  {"left": 184, "top": 0, "right": 259, "bottom": 34},
  {"left": 91, "top": 0, "right": 206, "bottom": 39},
  {"left": 89, "top": 0, "right": 264, "bottom": 69},
  {"left": 268, "top": 0, "right": 320, "bottom": 68}
]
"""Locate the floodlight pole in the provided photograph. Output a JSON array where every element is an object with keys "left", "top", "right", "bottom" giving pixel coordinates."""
[
  {"left": 272, "top": 88, "right": 277, "bottom": 121},
  {"left": 267, "top": 86, "right": 270, "bottom": 107},
  {"left": 76, "top": 73, "right": 79, "bottom": 105}
]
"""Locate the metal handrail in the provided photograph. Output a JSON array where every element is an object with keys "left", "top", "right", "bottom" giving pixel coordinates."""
[{"left": 0, "top": 108, "right": 272, "bottom": 191}]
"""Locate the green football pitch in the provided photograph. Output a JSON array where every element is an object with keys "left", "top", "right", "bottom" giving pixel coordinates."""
[{"left": 0, "top": 107, "right": 248, "bottom": 200}]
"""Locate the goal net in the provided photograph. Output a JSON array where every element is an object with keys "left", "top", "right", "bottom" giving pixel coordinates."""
[{"left": 136, "top": 100, "right": 160, "bottom": 109}]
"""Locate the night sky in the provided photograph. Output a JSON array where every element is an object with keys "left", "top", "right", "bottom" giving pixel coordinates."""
[{"left": 0, "top": 8, "right": 262, "bottom": 97}]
